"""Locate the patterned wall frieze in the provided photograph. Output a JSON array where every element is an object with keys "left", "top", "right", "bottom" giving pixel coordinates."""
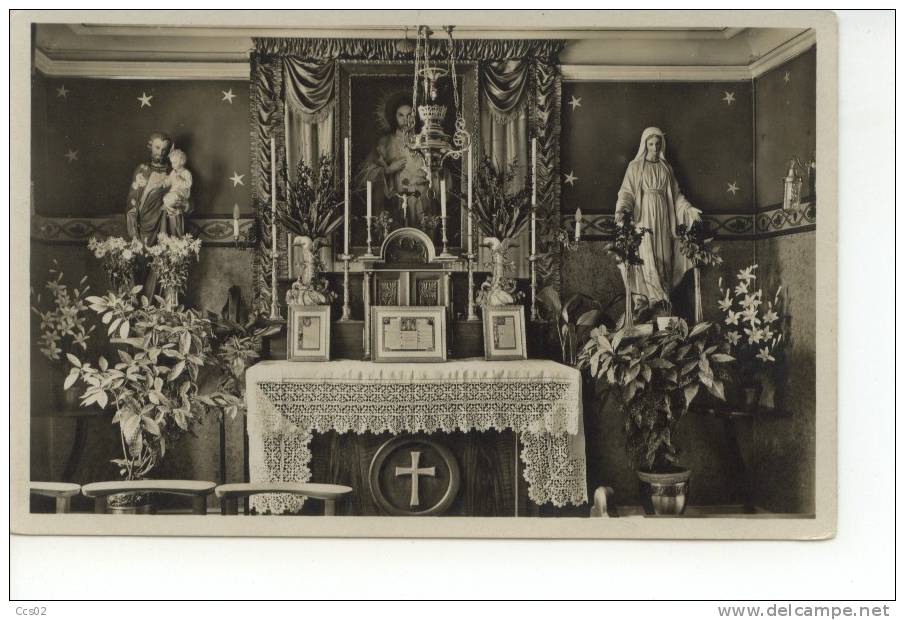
[
  {"left": 562, "top": 202, "right": 815, "bottom": 240},
  {"left": 30, "top": 214, "right": 256, "bottom": 245}
]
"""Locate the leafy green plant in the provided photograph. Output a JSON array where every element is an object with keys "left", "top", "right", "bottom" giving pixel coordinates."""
[
  {"left": 537, "top": 286, "right": 619, "bottom": 367},
  {"left": 471, "top": 156, "right": 532, "bottom": 241},
  {"left": 147, "top": 233, "right": 202, "bottom": 295},
  {"left": 676, "top": 222, "right": 722, "bottom": 268},
  {"left": 578, "top": 320, "right": 734, "bottom": 471},
  {"left": 604, "top": 215, "right": 650, "bottom": 267},
  {"left": 277, "top": 155, "right": 344, "bottom": 245},
  {"left": 31, "top": 263, "right": 95, "bottom": 362},
  {"left": 88, "top": 236, "right": 146, "bottom": 292},
  {"left": 69, "top": 290, "right": 241, "bottom": 480}
]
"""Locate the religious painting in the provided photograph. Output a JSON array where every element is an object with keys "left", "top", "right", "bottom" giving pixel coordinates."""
[
  {"left": 287, "top": 305, "right": 331, "bottom": 361},
  {"left": 371, "top": 305, "right": 447, "bottom": 362},
  {"left": 341, "top": 63, "right": 478, "bottom": 255},
  {"left": 482, "top": 305, "right": 527, "bottom": 361}
]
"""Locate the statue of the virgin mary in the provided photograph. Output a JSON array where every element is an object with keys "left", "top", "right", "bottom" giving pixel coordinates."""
[{"left": 615, "top": 127, "right": 703, "bottom": 306}]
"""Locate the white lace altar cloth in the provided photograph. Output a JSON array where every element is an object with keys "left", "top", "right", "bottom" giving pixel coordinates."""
[{"left": 246, "top": 359, "right": 587, "bottom": 514}]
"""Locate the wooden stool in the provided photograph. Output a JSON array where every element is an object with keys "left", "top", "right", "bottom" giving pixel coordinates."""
[
  {"left": 215, "top": 482, "right": 353, "bottom": 516},
  {"left": 81, "top": 480, "right": 217, "bottom": 515},
  {"left": 29, "top": 482, "right": 82, "bottom": 513}
]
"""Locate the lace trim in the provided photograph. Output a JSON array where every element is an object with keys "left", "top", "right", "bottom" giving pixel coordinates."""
[{"left": 249, "top": 378, "right": 587, "bottom": 513}]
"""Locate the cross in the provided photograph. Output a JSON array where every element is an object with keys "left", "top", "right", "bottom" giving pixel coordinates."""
[{"left": 395, "top": 451, "right": 436, "bottom": 507}]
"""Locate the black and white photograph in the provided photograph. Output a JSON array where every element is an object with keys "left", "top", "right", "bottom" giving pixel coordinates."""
[{"left": 10, "top": 7, "right": 894, "bottom": 606}]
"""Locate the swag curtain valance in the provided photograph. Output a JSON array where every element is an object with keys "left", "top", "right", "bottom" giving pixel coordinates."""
[{"left": 250, "top": 37, "right": 564, "bottom": 314}]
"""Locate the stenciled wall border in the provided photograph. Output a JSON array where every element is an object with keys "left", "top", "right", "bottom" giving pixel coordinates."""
[
  {"left": 562, "top": 202, "right": 815, "bottom": 241},
  {"left": 30, "top": 215, "right": 256, "bottom": 246}
]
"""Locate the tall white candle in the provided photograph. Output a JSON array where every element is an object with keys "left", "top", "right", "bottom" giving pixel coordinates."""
[
  {"left": 440, "top": 179, "right": 447, "bottom": 219},
  {"left": 575, "top": 208, "right": 582, "bottom": 242},
  {"left": 366, "top": 180, "right": 372, "bottom": 220},
  {"left": 531, "top": 138, "right": 537, "bottom": 255},
  {"left": 233, "top": 203, "right": 240, "bottom": 240},
  {"left": 270, "top": 138, "right": 277, "bottom": 253},
  {"left": 344, "top": 137, "right": 350, "bottom": 255},
  {"left": 467, "top": 147, "right": 473, "bottom": 253}
]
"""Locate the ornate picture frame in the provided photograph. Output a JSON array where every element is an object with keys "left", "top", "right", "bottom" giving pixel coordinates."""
[
  {"left": 287, "top": 304, "right": 331, "bottom": 361},
  {"left": 370, "top": 305, "right": 447, "bottom": 363},
  {"left": 482, "top": 305, "right": 527, "bottom": 361}
]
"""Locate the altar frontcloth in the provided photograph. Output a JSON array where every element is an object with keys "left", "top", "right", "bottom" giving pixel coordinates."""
[{"left": 246, "top": 359, "right": 588, "bottom": 514}]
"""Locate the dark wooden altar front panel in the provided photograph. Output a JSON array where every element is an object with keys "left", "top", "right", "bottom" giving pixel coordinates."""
[{"left": 303, "top": 430, "right": 525, "bottom": 517}]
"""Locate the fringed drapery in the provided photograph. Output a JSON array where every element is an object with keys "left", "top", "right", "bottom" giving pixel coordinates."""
[
  {"left": 282, "top": 58, "right": 335, "bottom": 172},
  {"left": 532, "top": 61, "right": 562, "bottom": 291},
  {"left": 254, "top": 37, "right": 563, "bottom": 62},
  {"left": 481, "top": 59, "right": 530, "bottom": 124}
]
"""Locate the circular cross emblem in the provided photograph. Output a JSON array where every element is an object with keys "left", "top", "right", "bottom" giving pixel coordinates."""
[{"left": 368, "top": 435, "right": 460, "bottom": 516}]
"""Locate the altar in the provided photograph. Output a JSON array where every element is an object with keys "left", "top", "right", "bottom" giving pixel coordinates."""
[{"left": 246, "top": 359, "right": 587, "bottom": 516}]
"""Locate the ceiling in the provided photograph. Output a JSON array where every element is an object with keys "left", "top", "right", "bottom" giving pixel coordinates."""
[{"left": 32, "top": 16, "right": 816, "bottom": 79}]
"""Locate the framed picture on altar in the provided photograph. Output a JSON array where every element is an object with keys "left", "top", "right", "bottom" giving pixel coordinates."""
[
  {"left": 371, "top": 305, "right": 447, "bottom": 363},
  {"left": 482, "top": 305, "right": 527, "bottom": 361},
  {"left": 287, "top": 305, "right": 331, "bottom": 362}
]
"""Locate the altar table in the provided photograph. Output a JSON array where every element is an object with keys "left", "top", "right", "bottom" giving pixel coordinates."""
[{"left": 245, "top": 359, "right": 588, "bottom": 514}]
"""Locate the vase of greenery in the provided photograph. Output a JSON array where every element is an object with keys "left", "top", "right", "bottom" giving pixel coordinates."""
[
  {"left": 677, "top": 222, "right": 723, "bottom": 324},
  {"left": 276, "top": 155, "right": 343, "bottom": 297},
  {"left": 88, "top": 236, "right": 146, "bottom": 294},
  {"left": 68, "top": 289, "right": 242, "bottom": 509},
  {"left": 717, "top": 264, "right": 785, "bottom": 411},
  {"left": 604, "top": 215, "right": 651, "bottom": 333},
  {"left": 471, "top": 157, "right": 532, "bottom": 308},
  {"left": 579, "top": 319, "right": 734, "bottom": 515},
  {"left": 31, "top": 263, "right": 96, "bottom": 410},
  {"left": 147, "top": 233, "right": 202, "bottom": 309}
]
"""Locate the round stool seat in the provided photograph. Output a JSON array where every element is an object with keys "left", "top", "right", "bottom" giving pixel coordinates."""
[
  {"left": 29, "top": 481, "right": 81, "bottom": 498},
  {"left": 215, "top": 482, "right": 352, "bottom": 501}
]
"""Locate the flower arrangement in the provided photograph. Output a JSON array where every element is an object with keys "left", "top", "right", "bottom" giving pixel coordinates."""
[
  {"left": 88, "top": 236, "right": 146, "bottom": 292},
  {"left": 276, "top": 155, "right": 343, "bottom": 244},
  {"left": 578, "top": 320, "right": 734, "bottom": 471},
  {"left": 471, "top": 156, "right": 532, "bottom": 241},
  {"left": 147, "top": 233, "right": 202, "bottom": 294},
  {"left": 676, "top": 222, "right": 722, "bottom": 268},
  {"left": 604, "top": 215, "right": 650, "bottom": 267},
  {"left": 69, "top": 289, "right": 241, "bottom": 480},
  {"left": 717, "top": 264, "right": 784, "bottom": 387},
  {"left": 31, "top": 263, "right": 95, "bottom": 362}
]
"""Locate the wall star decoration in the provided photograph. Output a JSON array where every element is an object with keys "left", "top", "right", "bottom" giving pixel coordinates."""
[
  {"left": 137, "top": 92, "right": 153, "bottom": 108},
  {"left": 564, "top": 171, "right": 578, "bottom": 186},
  {"left": 784, "top": 71, "right": 791, "bottom": 83},
  {"left": 229, "top": 171, "right": 245, "bottom": 187},
  {"left": 568, "top": 95, "right": 582, "bottom": 110},
  {"left": 64, "top": 148, "right": 78, "bottom": 163},
  {"left": 722, "top": 91, "right": 736, "bottom": 105},
  {"left": 56, "top": 85, "right": 69, "bottom": 98},
  {"left": 727, "top": 181, "right": 740, "bottom": 195},
  {"left": 221, "top": 88, "right": 236, "bottom": 104}
]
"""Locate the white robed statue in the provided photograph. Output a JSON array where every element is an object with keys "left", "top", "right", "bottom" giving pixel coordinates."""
[{"left": 615, "top": 127, "right": 702, "bottom": 305}]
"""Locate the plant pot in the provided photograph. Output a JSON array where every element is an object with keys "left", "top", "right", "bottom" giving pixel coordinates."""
[
  {"left": 656, "top": 316, "right": 680, "bottom": 331},
  {"left": 637, "top": 467, "right": 691, "bottom": 516},
  {"left": 107, "top": 491, "right": 154, "bottom": 515},
  {"left": 51, "top": 367, "right": 81, "bottom": 412}
]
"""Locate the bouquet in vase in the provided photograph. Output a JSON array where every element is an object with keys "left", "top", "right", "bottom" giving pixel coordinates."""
[
  {"left": 88, "top": 236, "right": 146, "bottom": 292},
  {"left": 147, "top": 233, "right": 202, "bottom": 298}
]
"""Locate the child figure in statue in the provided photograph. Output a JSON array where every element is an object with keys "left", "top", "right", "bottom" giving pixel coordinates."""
[{"left": 161, "top": 148, "right": 192, "bottom": 237}]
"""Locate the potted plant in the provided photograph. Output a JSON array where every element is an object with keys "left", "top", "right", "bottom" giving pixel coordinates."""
[
  {"left": 68, "top": 289, "right": 241, "bottom": 511},
  {"left": 88, "top": 236, "right": 146, "bottom": 294},
  {"left": 537, "top": 285, "right": 624, "bottom": 367},
  {"left": 578, "top": 319, "right": 734, "bottom": 515},
  {"left": 717, "top": 264, "right": 785, "bottom": 410},
  {"left": 31, "top": 262, "right": 96, "bottom": 409},
  {"left": 146, "top": 233, "right": 202, "bottom": 308},
  {"left": 471, "top": 156, "right": 532, "bottom": 307}
]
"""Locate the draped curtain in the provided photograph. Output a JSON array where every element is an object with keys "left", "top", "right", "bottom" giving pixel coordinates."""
[{"left": 250, "top": 38, "right": 563, "bottom": 313}]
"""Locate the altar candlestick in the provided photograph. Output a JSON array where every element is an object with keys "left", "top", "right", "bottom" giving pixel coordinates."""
[
  {"left": 232, "top": 203, "right": 240, "bottom": 241},
  {"left": 575, "top": 208, "right": 582, "bottom": 242},
  {"left": 531, "top": 138, "right": 537, "bottom": 255},
  {"left": 466, "top": 146, "right": 477, "bottom": 321},
  {"left": 269, "top": 137, "right": 280, "bottom": 320},
  {"left": 344, "top": 137, "right": 350, "bottom": 255}
]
